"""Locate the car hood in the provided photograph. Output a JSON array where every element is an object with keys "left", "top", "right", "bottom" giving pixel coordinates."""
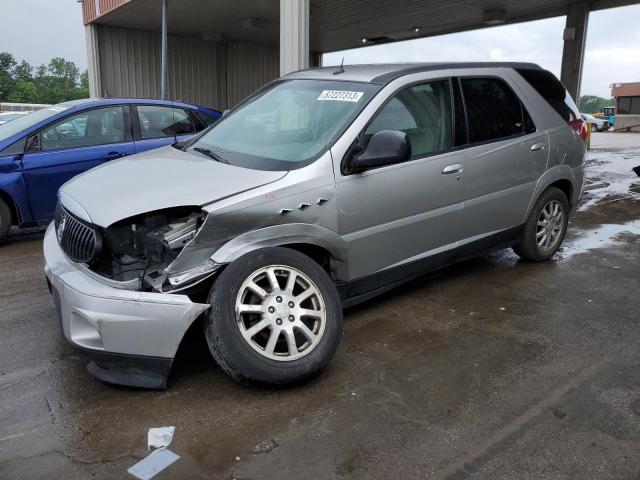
[{"left": 60, "top": 146, "right": 287, "bottom": 227}]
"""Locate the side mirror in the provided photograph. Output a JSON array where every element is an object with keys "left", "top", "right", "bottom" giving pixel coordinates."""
[
  {"left": 222, "top": 109, "right": 231, "bottom": 117},
  {"left": 354, "top": 130, "right": 411, "bottom": 171},
  {"left": 26, "top": 134, "right": 40, "bottom": 153}
]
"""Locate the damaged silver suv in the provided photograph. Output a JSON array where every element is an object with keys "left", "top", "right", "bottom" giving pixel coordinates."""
[{"left": 44, "top": 63, "right": 586, "bottom": 388}]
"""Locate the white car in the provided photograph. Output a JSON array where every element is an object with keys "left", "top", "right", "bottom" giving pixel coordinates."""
[
  {"left": 0, "top": 111, "right": 30, "bottom": 125},
  {"left": 581, "top": 113, "right": 607, "bottom": 132}
]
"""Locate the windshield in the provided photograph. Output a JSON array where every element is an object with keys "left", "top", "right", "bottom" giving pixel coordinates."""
[
  {"left": 0, "top": 105, "right": 70, "bottom": 142},
  {"left": 190, "top": 79, "right": 380, "bottom": 170}
]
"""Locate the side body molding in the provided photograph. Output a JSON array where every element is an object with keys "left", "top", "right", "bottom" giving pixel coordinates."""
[{"left": 211, "top": 223, "right": 349, "bottom": 281}]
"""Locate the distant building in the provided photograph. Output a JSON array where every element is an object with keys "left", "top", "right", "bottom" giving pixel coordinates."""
[{"left": 611, "top": 82, "right": 640, "bottom": 132}]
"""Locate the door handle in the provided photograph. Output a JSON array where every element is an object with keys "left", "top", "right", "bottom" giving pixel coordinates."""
[
  {"left": 104, "top": 151, "right": 126, "bottom": 159},
  {"left": 530, "top": 142, "right": 545, "bottom": 152},
  {"left": 442, "top": 164, "right": 463, "bottom": 175}
]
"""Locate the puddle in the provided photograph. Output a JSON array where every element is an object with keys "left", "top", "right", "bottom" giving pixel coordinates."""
[
  {"left": 580, "top": 150, "right": 640, "bottom": 211},
  {"left": 557, "top": 220, "right": 640, "bottom": 259}
]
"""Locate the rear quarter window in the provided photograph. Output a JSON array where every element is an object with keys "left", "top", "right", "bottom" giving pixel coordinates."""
[{"left": 516, "top": 68, "right": 580, "bottom": 122}]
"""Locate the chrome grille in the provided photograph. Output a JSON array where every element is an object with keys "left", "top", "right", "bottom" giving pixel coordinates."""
[{"left": 54, "top": 203, "right": 101, "bottom": 263}]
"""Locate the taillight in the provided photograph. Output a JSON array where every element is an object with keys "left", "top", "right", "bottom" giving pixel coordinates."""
[{"left": 569, "top": 119, "right": 588, "bottom": 142}]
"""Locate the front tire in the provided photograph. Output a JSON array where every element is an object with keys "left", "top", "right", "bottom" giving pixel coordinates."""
[
  {"left": 0, "top": 198, "right": 12, "bottom": 241},
  {"left": 513, "top": 187, "right": 569, "bottom": 262},
  {"left": 204, "top": 247, "right": 343, "bottom": 386}
]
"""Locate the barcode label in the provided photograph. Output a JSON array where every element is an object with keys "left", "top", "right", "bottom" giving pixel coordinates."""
[{"left": 317, "top": 90, "right": 364, "bottom": 102}]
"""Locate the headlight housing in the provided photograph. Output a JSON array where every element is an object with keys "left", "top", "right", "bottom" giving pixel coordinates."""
[{"left": 88, "top": 207, "right": 206, "bottom": 291}]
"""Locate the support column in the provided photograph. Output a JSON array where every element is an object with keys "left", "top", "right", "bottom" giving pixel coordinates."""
[
  {"left": 560, "top": 1, "right": 589, "bottom": 103},
  {"left": 161, "top": 0, "right": 169, "bottom": 99},
  {"left": 280, "top": 0, "right": 309, "bottom": 75},
  {"left": 85, "top": 24, "right": 102, "bottom": 98}
]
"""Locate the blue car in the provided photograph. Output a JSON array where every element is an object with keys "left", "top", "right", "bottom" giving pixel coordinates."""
[{"left": 0, "top": 98, "right": 220, "bottom": 239}]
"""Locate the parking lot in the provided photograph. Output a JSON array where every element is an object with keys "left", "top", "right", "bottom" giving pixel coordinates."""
[{"left": 1, "top": 132, "right": 639, "bottom": 479}]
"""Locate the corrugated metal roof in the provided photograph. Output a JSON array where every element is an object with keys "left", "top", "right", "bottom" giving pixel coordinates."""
[{"left": 90, "top": 0, "right": 640, "bottom": 53}]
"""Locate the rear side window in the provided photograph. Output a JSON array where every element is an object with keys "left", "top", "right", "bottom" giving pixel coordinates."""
[
  {"left": 365, "top": 79, "right": 453, "bottom": 158},
  {"left": 137, "top": 105, "right": 199, "bottom": 139},
  {"left": 516, "top": 69, "right": 580, "bottom": 122},
  {"left": 460, "top": 77, "right": 527, "bottom": 144}
]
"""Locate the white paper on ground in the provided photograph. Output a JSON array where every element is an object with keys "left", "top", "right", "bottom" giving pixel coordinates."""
[
  {"left": 128, "top": 448, "right": 180, "bottom": 480},
  {"left": 148, "top": 426, "right": 175, "bottom": 450}
]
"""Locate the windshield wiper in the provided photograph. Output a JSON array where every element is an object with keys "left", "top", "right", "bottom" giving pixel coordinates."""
[{"left": 191, "top": 147, "right": 228, "bottom": 164}]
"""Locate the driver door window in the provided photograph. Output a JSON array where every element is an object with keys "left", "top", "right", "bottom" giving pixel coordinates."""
[
  {"left": 364, "top": 80, "right": 453, "bottom": 158},
  {"left": 40, "top": 107, "right": 126, "bottom": 151}
]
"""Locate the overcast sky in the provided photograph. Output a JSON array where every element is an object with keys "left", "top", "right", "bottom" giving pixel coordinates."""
[
  {"left": 0, "top": 1, "right": 638, "bottom": 98},
  {"left": 0, "top": 0, "right": 86, "bottom": 70},
  {"left": 324, "top": 4, "right": 640, "bottom": 98}
]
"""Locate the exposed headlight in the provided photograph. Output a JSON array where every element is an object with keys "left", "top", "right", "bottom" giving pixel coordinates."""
[{"left": 88, "top": 207, "right": 206, "bottom": 291}]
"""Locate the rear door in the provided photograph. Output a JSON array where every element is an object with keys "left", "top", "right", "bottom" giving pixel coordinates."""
[
  {"left": 22, "top": 105, "right": 134, "bottom": 221},
  {"left": 132, "top": 105, "right": 206, "bottom": 153},
  {"left": 455, "top": 74, "right": 548, "bottom": 249},
  {"left": 514, "top": 68, "right": 582, "bottom": 170}
]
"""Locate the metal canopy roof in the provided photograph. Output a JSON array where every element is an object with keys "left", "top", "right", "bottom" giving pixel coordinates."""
[{"left": 93, "top": 0, "right": 639, "bottom": 52}]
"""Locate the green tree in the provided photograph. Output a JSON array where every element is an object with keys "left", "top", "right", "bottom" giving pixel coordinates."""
[
  {"left": 8, "top": 81, "right": 38, "bottom": 102},
  {"left": 0, "top": 51, "right": 89, "bottom": 104},
  {"left": 0, "top": 52, "right": 18, "bottom": 101},
  {"left": 80, "top": 70, "right": 89, "bottom": 90},
  {"left": 579, "top": 95, "right": 615, "bottom": 114},
  {"left": 13, "top": 60, "right": 33, "bottom": 82}
]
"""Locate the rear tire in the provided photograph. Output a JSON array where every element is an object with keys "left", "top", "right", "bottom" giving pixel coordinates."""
[
  {"left": 0, "top": 198, "right": 12, "bottom": 241},
  {"left": 513, "top": 187, "right": 569, "bottom": 262},
  {"left": 204, "top": 247, "right": 343, "bottom": 387}
]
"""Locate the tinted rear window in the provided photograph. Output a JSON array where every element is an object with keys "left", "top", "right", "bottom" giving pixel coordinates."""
[
  {"left": 460, "top": 77, "right": 528, "bottom": 144},
  {"left": 516, "top": 69, "right": 579, "bottom": 122}
]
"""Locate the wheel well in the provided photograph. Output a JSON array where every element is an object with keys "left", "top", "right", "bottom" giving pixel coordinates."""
[
  {"left": 0, "top": 190, "right": 19, "bottom": 226},
  {"left": 548, "top": 179, "right": 573, "bottom": 206},
  {"left": 282, "top": 243, "right": 333, "bottom": 275}
]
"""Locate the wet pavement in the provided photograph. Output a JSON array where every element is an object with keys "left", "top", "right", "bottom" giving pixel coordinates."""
[{"left": 1, "top": 133, "right": 640, "bottom": 479}]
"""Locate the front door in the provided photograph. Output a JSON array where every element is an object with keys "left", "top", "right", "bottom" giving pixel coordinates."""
[
  {"left": 335, "top": 79, "right": 465, "bottom": 282},
  {"left": 22, "top": 105, "right": 134, "bottom": 221}
]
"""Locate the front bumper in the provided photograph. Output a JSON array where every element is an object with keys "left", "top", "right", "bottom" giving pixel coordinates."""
[{"left": 43, "top": 224, "right": 210, "bottom": 388}]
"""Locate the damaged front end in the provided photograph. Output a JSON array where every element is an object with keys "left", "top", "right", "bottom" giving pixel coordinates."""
[{"left": 57, "top": 205, "right": 220, "bottom": 293}]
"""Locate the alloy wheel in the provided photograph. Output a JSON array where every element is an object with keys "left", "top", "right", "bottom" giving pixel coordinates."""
[
  {"left": 536, "top": 200, "right": 564, "bottom": 251},
  {"left": 235, "top": 265, "right": 326, "bottom": 361}
]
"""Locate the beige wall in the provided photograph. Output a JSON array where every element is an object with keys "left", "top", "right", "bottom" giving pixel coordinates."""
[
  {"left": 614, "top": 114, "right": 640, "bottom": 133},
  {"left": 94, "top": 24, "right": 281, "bottom": 110}
]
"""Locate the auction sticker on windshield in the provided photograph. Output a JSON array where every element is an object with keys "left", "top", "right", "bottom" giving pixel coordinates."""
[{"left": 317, "top": 90, "right": 364, "bottom": 102}]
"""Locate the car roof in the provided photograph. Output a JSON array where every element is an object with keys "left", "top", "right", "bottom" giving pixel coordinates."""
[
  {"left": 57, "top": 97, "right": 219, "bottom": 114},
  {"left": 283, "top": 62, "right": 542, "bottom": 84}
]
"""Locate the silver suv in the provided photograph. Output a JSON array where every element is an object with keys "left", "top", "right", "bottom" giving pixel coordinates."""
[{"left": 44, "top": 63, "right": 587, "bottom": 389}]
